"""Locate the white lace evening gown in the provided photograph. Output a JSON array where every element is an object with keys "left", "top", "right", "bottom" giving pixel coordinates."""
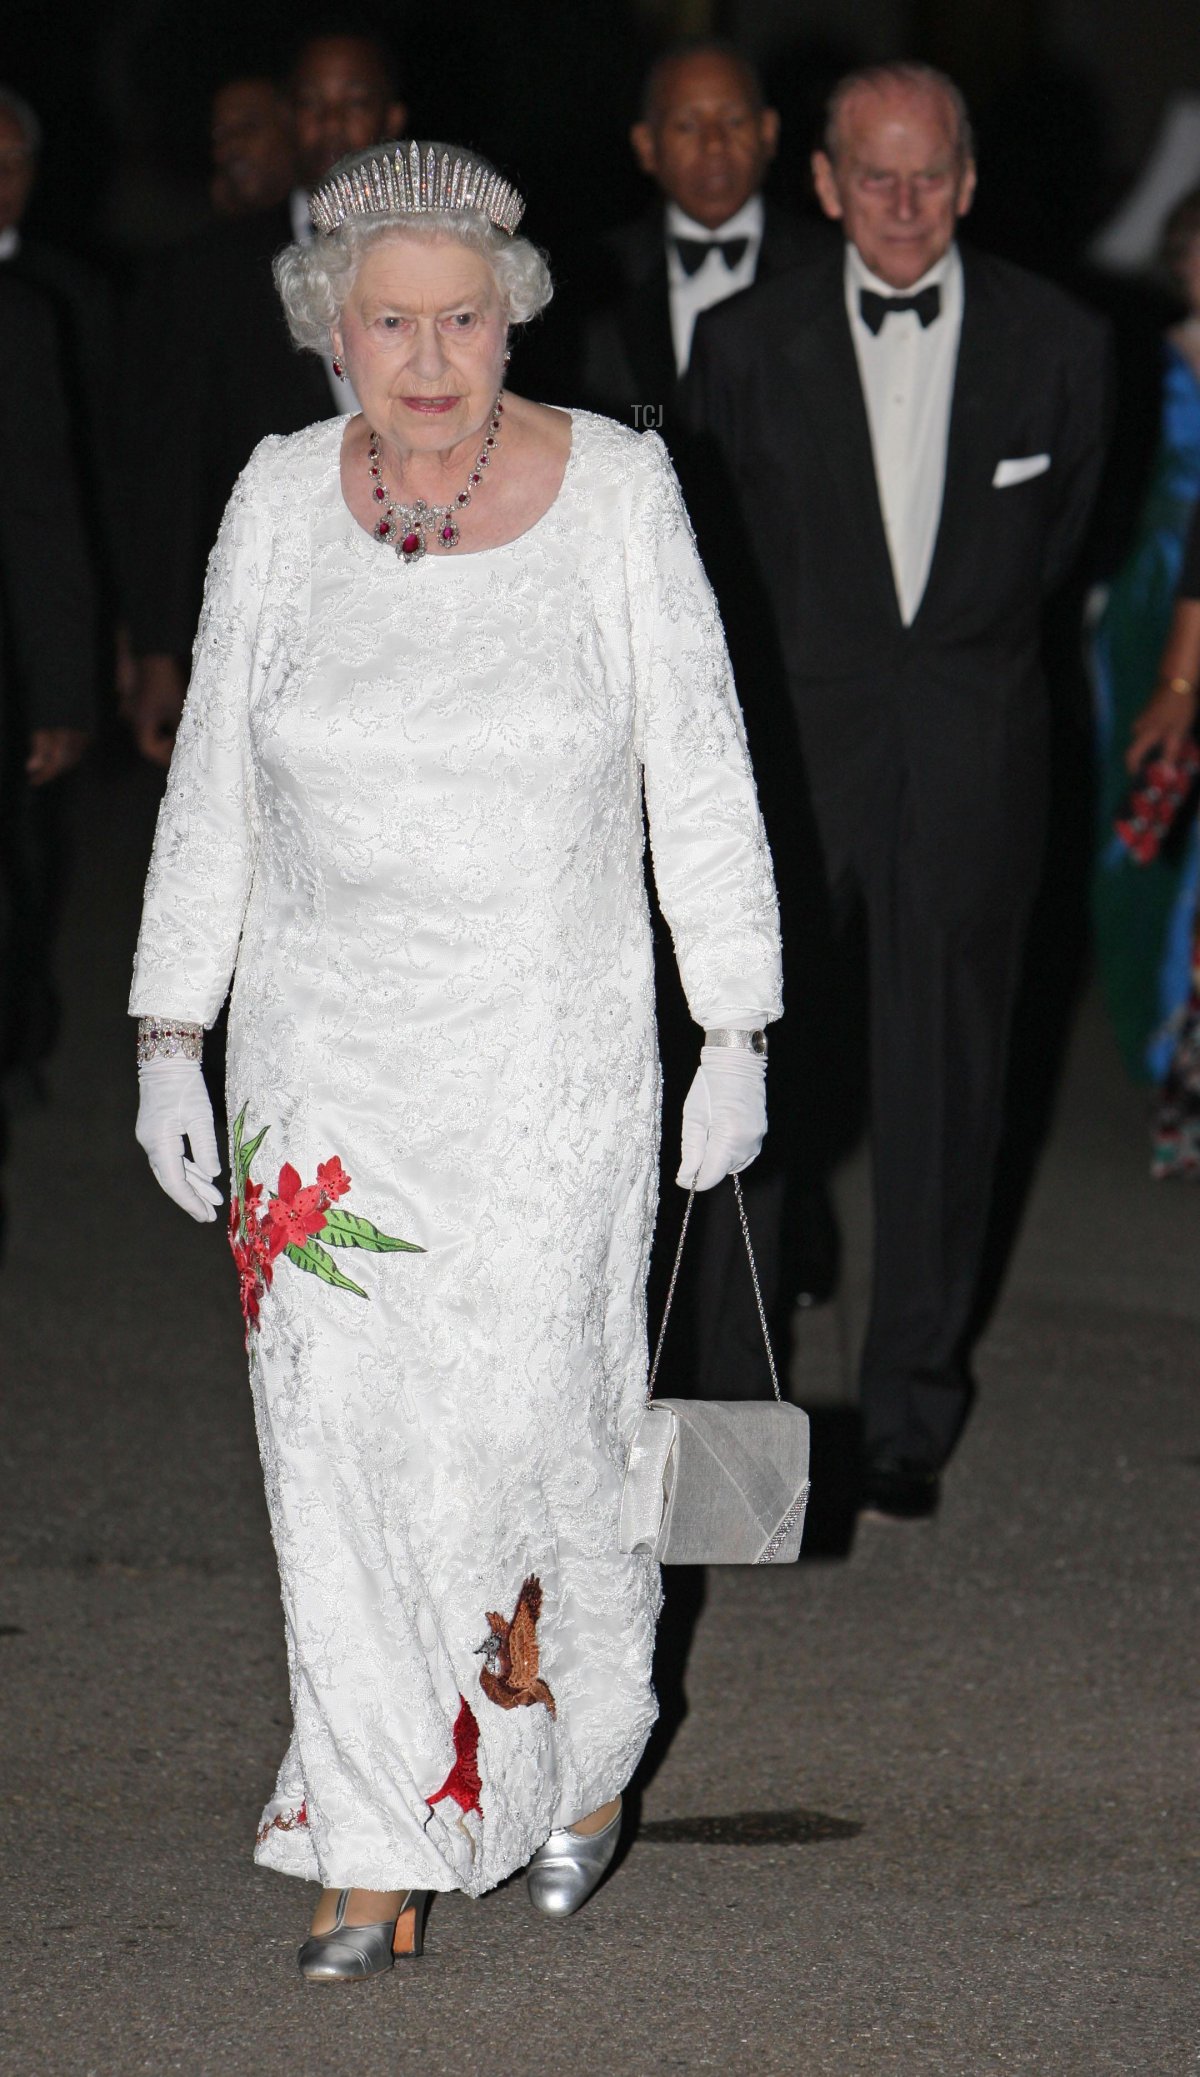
[{"left": 130, "top": 410, "right": 782, "bottom": 1897}]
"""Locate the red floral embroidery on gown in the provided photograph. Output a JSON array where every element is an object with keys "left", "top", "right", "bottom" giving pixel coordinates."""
[
  {"left": 226, "top": 1113, "right": 422, "bottom": 1340},
  {"left": 265, "top": 1163, "right": 329, "bottom": 1251}
]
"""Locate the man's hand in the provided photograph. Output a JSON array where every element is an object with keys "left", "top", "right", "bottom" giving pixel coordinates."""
[
  {"left": 25, "top": 728, "right": 90, "bottom": 787},
  {"left": 131, "top": 654, "right": 187, "bottom": 768}
]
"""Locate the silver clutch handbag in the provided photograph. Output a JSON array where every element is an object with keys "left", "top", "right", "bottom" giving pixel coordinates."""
[{"left": 620, "top": 1177, "right": 810, "bottom": 1566}]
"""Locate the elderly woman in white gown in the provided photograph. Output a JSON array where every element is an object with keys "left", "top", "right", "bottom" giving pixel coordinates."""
[{"left": 130, "top": 141, "right": 782, "bottom": 1982}]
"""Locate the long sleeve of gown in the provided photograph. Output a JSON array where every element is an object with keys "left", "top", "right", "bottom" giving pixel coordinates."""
[
  {"left": 128, "top": 443, "right": 274, "bottom": 1026},
  {"left": 629, "top": 432, "right": 783, "bottom": 1029}
]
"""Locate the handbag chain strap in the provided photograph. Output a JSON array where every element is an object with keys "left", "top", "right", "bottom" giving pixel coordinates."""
[{"left": 646, "top": 1175, "right": 783, "bottom": 1405}]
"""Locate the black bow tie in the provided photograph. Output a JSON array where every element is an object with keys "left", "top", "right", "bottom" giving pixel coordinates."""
[
  {"left": 674, "top": 235, "right": 750, "bottom": 278},
  {"left": 858, "top": 284, "right": 941, "bottom": 335}
]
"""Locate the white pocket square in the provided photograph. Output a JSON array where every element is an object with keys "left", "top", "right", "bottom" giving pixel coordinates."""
[{"left": 993, "top": 453, "right": 1051, "bottom": 488}]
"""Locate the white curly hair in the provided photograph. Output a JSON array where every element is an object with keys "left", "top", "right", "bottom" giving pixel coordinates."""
[{"left": 274, "top": 212, "right": 553, "bottom": 355}]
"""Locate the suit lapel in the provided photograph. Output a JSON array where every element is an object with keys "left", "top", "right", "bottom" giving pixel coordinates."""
[
  {"left": 914, "top": 249, "right": 1011, "bottom": 623},
  {"left": 618, "top": 204, "right": 824, "bottom": 414},
  {"left": 604, "top": 210, "right": 677, "bottom": 408},
  {"left": 782, "top": 261, "right": 901, "bottom": 626},
  {"left": 779, "top": 246, "right": 1019, "bottom": 633},
  {"left": 618, "top": 259, "right": 678, "bottom": 407}
]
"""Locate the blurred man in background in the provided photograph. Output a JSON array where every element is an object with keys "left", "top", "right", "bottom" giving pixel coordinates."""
[
  {"left": 580, "top": 39, "right": 823, "bottom": 434},
  {"left": 0, "top": 92, "right": 114, "bottom": 1117},
  {"left": 289, "top": 30, "right": 407, "bottom": 189},
  {"left": 579, "top": 41, "right": 829, "bottom": 1380},
  {"left": 0, "top": 276, "right": 94, "bottom": 1146},
  {"left": 0, "top": 86, "right": 123, "bottom": 689},
  {"left": 210, "top": 77, "right": 298, "bottom": 218},
  {"left": 124, "top": 30, "right": 406, "bottom": 767}
]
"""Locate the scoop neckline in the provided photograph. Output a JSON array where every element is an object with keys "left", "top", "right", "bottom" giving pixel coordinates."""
[{"left": 337, "top": 409, "right": 577, "bottom": 565}]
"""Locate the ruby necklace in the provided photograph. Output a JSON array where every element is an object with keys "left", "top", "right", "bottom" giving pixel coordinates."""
[{"left": 368, "top": 393, "right": 505, "bottom": 565}]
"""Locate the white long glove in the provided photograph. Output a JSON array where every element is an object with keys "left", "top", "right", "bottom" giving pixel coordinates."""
[
  {"left": 135, "top": 1057, "right": 223, "bottom": 1223},
  {"left": 677, "top": 1046, "right": 767, "bottom": 1192}
]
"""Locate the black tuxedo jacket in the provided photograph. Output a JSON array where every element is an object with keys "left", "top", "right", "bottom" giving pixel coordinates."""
[
  {"left": 0, "top": 276, "right": 95, "bottom": 740},
  {"left": 685, "top": 244, "right": 1113, "bottom": 923},
  {"left": 579, "top": 200, "right": 829, "bottom": 430},
  {"left": 2, "top": 240, "right": 120, "bottom": 598},
  {"left": 122, "top": 201, "right": 332, "bottom": 659}
]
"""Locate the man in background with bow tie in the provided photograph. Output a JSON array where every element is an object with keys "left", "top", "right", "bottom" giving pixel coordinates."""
[
  {"left": 579, "top": 39, "right": 825, "bottom": 433},
  {"left": 686, "top": 62, "right": 1111, "bottom": 1519}
]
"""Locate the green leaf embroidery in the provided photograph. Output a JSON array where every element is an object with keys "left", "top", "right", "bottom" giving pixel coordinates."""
[
  {"left": 232, "top": 1104, "right": 270, "bottom": 1206},
  {"left": 239, "top": 1127, "right": 269, "bottom": 1186},
  {"left": 232, "top": 1102, "right": 248, "bottom": 1196},
  {"left": 230, "top": 1106, "right": 421, "bottom": 1328},
  {"left": 283, "top": 1237, "right": 368, "bottom": 1298},
  {"left": 322, "top": 1207, "right": 425, "bottom": 1254}
]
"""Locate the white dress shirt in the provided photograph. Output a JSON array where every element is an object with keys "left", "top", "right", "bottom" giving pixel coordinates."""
[
  {"left": 845, "top": 241, "right": 963, "bottom": 625},
  {"left": 291, "top": 187, "right": 359, "bottom": 415},
  {"left": 0, "top": 227, "right": 19, "bottom": 262},
  {"left": 666, "top": 193, "right": 764, "bottom": 377}
]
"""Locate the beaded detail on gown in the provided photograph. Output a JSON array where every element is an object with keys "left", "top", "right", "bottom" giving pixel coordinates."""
[{"left": 129, "top": 410, "right": 781, "bottom": 1895}]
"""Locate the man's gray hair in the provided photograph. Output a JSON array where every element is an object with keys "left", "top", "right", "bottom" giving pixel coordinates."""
[
  {"left": 274, "top": 212, "right": 553, "bottom": 354},
  {"left": 824, "top": 62, "right": 974, "bottom": 166},
  {"left": 0, "top": 86, "right": 43, "bottom": 155}
]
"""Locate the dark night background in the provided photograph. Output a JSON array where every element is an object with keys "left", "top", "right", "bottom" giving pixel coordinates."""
[
  {"left": 2, "top": 13, "right": 1199, "bottom": 2067},
  {"left": 5, "top": 0, "right": 1200, "bottom": 289}
]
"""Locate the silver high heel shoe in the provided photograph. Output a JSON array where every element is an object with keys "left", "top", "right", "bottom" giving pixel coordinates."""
[
  {"left": 526, "top": 1799, "right": 622, "bottom": 1918},
  {"left": 297, "top": 1887, "right": 431, "bottom": 1982}
]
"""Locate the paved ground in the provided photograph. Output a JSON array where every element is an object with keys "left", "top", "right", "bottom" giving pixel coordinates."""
[{"left": 2, "top": 751, "right": 1199, "bottom": 2076}]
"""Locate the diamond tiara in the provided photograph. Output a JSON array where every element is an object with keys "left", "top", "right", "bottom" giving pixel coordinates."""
[{"left": 309, "top": 140, "right": 525, "bottom": 238}]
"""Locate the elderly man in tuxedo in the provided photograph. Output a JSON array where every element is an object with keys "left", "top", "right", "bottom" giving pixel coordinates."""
[
  {"left": 580, "top": 39, "right": 823, "bottom": 432},
  {"left": 687, "top": 62, "right": 1111, "bottom": 1518},
  {"left": 124, "top": 30, "right": 406, "bottom": 767}
]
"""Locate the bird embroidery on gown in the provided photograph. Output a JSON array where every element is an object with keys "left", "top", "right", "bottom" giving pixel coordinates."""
[{"left": 478, "top": 1575, "right": 557, "bottom": 1716}]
